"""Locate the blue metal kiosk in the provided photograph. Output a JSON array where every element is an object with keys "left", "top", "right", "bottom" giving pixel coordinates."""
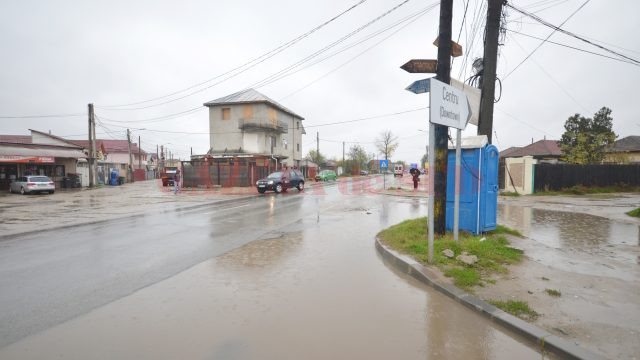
[{"left": 445, "top": 136, "right": 499, "bottom": 235}]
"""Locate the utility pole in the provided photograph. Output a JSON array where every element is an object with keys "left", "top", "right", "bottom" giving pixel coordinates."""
[
  {"left": 190, "top": 147, "right": 193, "bottom": 158},
  {"left": 138, "top": 135, "right": 141, "bottom": 171},
  {"left": 316, "top": 132, "right": 319, "bottom": 157},
  {"left": 433, "top": 0, "right": 454, "bottom": 235},
  {"left": 87, "top": 104, "right": 95, "bottom": 187},
  {"left": 342, "top": 141, "right": 345, "bottom": 171},
  {"left": 156, "top": 144, "right": 159, "bottom": 178},
  {"left": 477, "top": 0, "right": 504, "bottom": 144},
  {"left": 127, "top": 129, "right": 134, "bottom": 183}
]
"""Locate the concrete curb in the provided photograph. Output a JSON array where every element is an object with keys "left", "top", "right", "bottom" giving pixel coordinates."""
[
  {"left": 0, "top": 194, "right": 260, "bottom": 241},
  {"left": 375, "top": 237, "right": 606, "bottom": 360}
]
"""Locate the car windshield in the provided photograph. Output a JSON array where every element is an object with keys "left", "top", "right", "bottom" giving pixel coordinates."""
[
  {"left": 267, "top": 172, "right": 282, "bottom": 179},
  {"left": 29, "top": 176, "right": 50, "bottom": 182}
]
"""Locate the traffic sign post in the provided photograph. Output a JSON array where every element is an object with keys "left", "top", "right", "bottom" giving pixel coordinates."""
[
  {"left": 404, "top": 76, "right": 471, "bottom": 260},
  {"left": 380, "top": 159, "right": 388, "bottom": 190}
]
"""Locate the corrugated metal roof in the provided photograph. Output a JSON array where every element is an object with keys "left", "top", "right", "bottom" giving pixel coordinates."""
[
  {"left": 0, "top": 143, "right": 86, "bottom": 158},
  {"left": 0, "top": 135, "right": 32, "bottom": 144},
  {"left": 203, "top": 88, "right": 304, "bottom": 120}
]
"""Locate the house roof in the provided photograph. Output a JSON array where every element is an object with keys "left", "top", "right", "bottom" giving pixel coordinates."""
[
  {"left": 609, "top": 135, "right": 640, "bottom": 152},
  {"left": 29, "top": 129, "right": 83, "bottom": 148},
  {"left": 203, "top": 88, "right": 305, "bottom": 120},
  {"left": 0, "top": 142, "right": 87, "bottom": 159},
  {"left": 502, "top": 140, "right": 562, "bottom": 158},
  {"left": 499, "top": 146, "right": 522, "bottom": 158},
  {"left": 69, "top": 139, "right": 147, "bottom": 155},
  {"left": 0, "top": 135, "right": 31, "bottom": 144}
]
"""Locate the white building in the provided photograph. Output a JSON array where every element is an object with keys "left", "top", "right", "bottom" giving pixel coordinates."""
[{"left": 204, "top": 88, "right": 305, "bottom": 167}]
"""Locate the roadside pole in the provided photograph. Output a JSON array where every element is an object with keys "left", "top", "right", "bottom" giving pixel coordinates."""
[
  {"left": 138, "top": 135, "right": 141, "bottom": 172},
  {"left": 427, "top": 101, "right": 435, "bottom": 263},
  {"left": 87, "top": 104, "right": 95, "bottom": 188},
  {"left": 453, "top": 129, "right": 461, "bottom": 241},
  {"left": 127, "top": 129, "right": 134, "bottom": 183}
]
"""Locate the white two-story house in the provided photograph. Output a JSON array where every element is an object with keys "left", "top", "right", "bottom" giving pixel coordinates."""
[{"left": 204, "top": 88, "right": 305, "bottom": 168}]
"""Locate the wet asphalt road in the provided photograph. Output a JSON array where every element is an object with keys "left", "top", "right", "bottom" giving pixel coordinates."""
[{"left": 0, "top": 178, "right": 549, "bottom": 359}]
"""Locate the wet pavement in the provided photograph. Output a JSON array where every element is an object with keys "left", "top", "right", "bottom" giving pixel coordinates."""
[
  {"left": 0, "top": 180, "right": 551, "bottom": 359},
  {"left": 487, "top": 201, "right": 640, "bottom": 359}
]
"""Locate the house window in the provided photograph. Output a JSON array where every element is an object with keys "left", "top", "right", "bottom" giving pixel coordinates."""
[
  {"left": 297, "top": 143, "right": 300, "bottom": 152},
  {"left": 268, "top": 108, "right": 277, "bottom": 127},
  {"left": 296, "top": 121, "right": 299, "bottom": 130},
  {"left": 243, "top": 105, "right": 253, "bottom": 119},
  {"left": 221, "top": 108, "right": 230, "bottom": 120}
]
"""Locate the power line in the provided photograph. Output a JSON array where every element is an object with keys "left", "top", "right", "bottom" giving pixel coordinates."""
[
  {"left": 98, "top": 0, "right": 369, "bottom": 110},
  {"left": 506, "top": 1, "right": 640, "bottom": 69},
  {"left": 0, "top": 112, "right": 83, "bottom": 119},
  {"left": 305, "top": 107, "right": 428, "bottom": 128},
  {"left": 503, "top": 0, "right": 592, "bottom": 80},
  {"left": 279, "top": 3, "right": 437, "bottom": 100},
  {"left": 505, "top": 28, "right": 640, "bottom": 66},
  {"left": 250, "top": 0, "right": 414, "bottom": 89}
]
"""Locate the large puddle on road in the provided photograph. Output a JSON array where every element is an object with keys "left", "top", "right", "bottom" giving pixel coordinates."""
[
  {"left": 499, "top": 204, "right": 640, "bottom": 280},
  {"left": 0, "top": 196, "right": 553, "bottom": 360}
]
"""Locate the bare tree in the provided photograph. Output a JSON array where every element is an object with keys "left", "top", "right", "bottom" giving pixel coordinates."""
[{"left": 375, "top": 131, "right": 399, "bottom": 160}]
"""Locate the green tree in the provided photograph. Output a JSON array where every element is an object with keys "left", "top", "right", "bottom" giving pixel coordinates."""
[
  {"left": 348, "top": 145, "right": 369, "bottom": 169},
  {"left": 306, "top": 149, "right": 326, "bottom": 166},
  {"left": 560, "top": 107, "right": 617, "bottom": 164},
  {"left": 375, "top": 131, "right": 399, "bottom": 160}
]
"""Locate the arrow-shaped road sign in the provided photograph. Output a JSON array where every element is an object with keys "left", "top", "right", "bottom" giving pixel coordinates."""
[
  {"left": 405, "top": 78, "right": 432, "bottom": 94},
  {"left": 400, "top": 59, "right": 437, "bottom": 73}
]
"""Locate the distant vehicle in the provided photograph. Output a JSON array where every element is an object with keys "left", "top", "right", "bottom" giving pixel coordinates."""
[
  {"left": 256, "top": 169, "right": 304, "bottom": 194},
  {"left": 161, "top": 167, "right": 179, "bottom": 186},
  {"left": 315, "top": 169, "right": 337, "bottom": 182},
  {"left": 360, "top": 170, "right": 368, "bottom": 176},
  {"left": 9, "top": 175, "right": 55, "bottom": 195},
  {"left": 393, "top": 164, "right": 403, "bottom": 177}
]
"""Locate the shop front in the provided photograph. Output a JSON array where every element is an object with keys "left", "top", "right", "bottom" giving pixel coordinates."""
[{"left": 0, "top": 143, "right": 86, "bottom": 190}]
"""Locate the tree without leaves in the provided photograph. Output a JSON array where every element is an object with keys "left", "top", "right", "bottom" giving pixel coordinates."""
[
  {"left": 348, "top": 144, "right": 370, "bottom": 169},
  {"left": 375, "top": 131, "right": 399, "bottom": 160},
  {"left": 559, "top": 107, "right": 617, "bottom": 164}
]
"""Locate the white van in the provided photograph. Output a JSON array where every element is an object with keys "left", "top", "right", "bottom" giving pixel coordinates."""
[{"left": 393, "top": 164, "right": 403, "bottom": 177}]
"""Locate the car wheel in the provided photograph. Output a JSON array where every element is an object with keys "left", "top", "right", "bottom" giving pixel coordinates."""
[
  {"left": 20, "top": 187, "right": 27, "bottom": 195},
  {"left": 275, "top": 183, "right": 282, "bottom": 193},
  {"left": 49, "top": 190, "right": 55, "bottom": 194},
  {"left": 297, "top": 181, "right": 304, "bottom": 191},
  {"left": 258, "top": 189, "right": 266, "bottom": 194}
]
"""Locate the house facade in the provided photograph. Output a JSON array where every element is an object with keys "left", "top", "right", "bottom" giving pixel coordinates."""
[
  {"left": 604, "top": 135, "right": 640, "bottom": 163},
  {"left": 499, "top": 139, "right": 562, "bottom": 194},
  {"left": 204, "top": 88, "right": 304, "bottom": 168}
]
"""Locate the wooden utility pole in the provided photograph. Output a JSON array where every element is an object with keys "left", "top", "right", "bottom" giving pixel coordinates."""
[
  {"left": 433, "top": 0, "right": 454, "bottom": 235},
  {"left": 342, "top": 141, "right": 345, "bottom": 170},
  {"left": 87, "top": 104, "right": 95, "bottom": 187},
  {"left": 138, "top": 136, "right": 142, "bottom": 171},
  {"left": 127, "top": 129, "right": 134, "bottom": 183},
  {"left": 477, "top": 0, "right": 504, "bottom": 144},
  {"left": 316, "top": 132, "right": 319, "bottom": 157}
]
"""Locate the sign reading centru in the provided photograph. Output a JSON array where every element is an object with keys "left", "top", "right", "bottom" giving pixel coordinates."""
[{"left": 429, "top": 78, "right": 471, "bottom": 130}]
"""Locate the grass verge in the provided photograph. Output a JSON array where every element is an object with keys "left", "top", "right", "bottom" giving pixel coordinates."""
[
  {"left": 545, "top": 289, "right": 561, "bottom": 297},
  {"left": 534, "top": 185, "right": 640, "bottom": 196},
  {"left": 489, "top": 300, "right": 539, "bottom": 320},
  {"left": 378, "top": 217, "right": 523, "bottom": 290},
  {"left": 627, "top": 208, "right": 640, "bottom": 218}
]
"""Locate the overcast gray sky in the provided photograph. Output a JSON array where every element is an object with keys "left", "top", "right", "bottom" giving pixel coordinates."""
[{"left": 1, "top": 0, "right": 639, "bottom": 163}]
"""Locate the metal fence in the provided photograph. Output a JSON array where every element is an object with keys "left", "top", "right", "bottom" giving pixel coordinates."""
[
  {"left": 534, "top": 163, "right": 640, "bottom": 191},
  {"left": 182, "top": 162, "right": 270, "bottom": 188}
]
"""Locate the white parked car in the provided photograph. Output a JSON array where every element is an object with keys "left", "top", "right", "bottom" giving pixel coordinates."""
[{"left": 9, "top": 176, "right": 55, "bottom": 195}]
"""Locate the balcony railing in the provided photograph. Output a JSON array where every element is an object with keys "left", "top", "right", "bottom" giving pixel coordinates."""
[{"left": 238, "top": 118, "right": 288, "bottom": 133}]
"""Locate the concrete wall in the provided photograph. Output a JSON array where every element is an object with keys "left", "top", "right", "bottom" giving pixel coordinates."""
[{"left": 504, "top": 156, "right": 537, "bottom": 194}]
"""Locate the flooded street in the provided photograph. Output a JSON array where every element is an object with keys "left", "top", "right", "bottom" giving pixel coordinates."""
[
  {"left": 0, "top": 182, "right": 550, "bottom": 359},
  {"left": 493, "top": 201, "right": 640, "bottom": 359}
]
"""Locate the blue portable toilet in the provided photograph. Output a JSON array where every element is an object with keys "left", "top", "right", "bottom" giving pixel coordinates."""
[
  {"left": 445, "top": 135, "right": 499, "bottom": 234},
  {"left": 109, "top": 169, "right": 119, "bottom": 186}
]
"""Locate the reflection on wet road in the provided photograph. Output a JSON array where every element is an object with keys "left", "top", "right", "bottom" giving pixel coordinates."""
[
  {"left": 499, "top": 203, "right": 640, "bottom": 280},
  {"left": 0, "top": 182, "right": 550, "bottom": 359}
]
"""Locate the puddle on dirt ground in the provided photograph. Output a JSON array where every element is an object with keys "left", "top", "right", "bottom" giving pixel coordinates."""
[{"left": 499, "top": 204, "right": 640, "bottom": 279}]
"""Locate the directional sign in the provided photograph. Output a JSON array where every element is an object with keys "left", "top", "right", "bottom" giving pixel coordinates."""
[
  {"left": 429, "top": 78, "right": 471, "bottom": 130},
  {"left": 405, "top": 77, "right": 432, "bottom": 94},
  {"left": 432, "top": 36, "right": 463, "bottom": 57},
  {"left": 400, "top": 59, "right": 437, "bottom": 73},
  {"left": 379, "top": 159, "right": 389, "bottom": 169}
]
